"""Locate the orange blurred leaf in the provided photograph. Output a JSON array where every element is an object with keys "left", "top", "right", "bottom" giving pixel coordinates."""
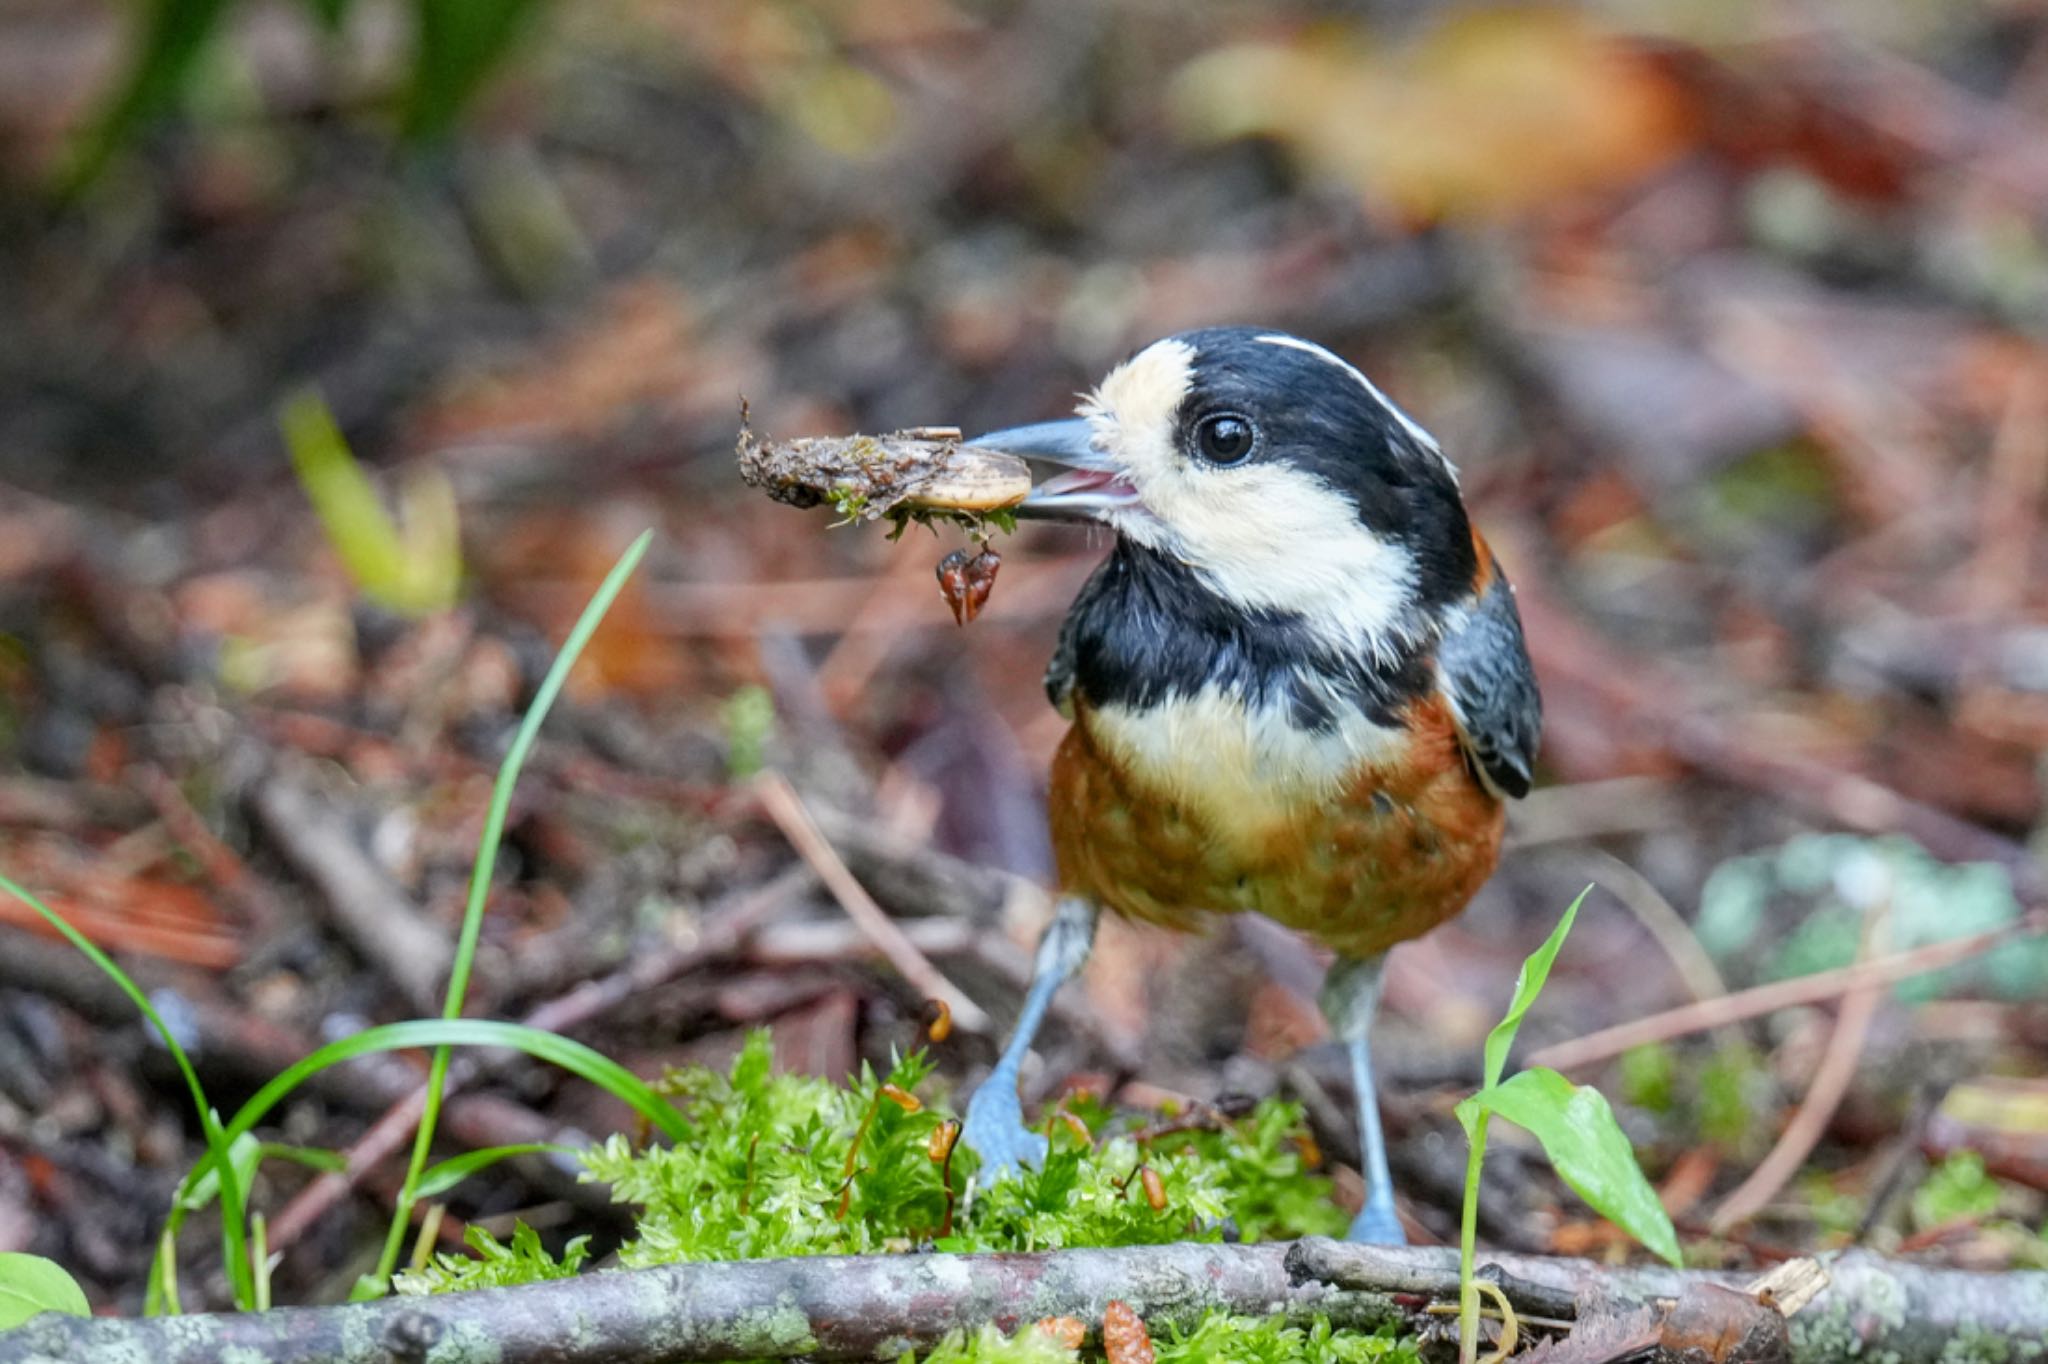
[{"left": 1172, "top": 7, "right": 1692, "bottom": 223}]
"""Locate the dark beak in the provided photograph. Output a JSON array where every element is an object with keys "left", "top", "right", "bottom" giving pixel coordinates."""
[{"left": 966, "top": 418, "right": 1137, "bottom": 523}]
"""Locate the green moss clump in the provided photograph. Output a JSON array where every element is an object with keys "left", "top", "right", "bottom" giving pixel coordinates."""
[
  {"left": 882, "top": 504, "right": 1018, "bottom": 543},
  {"left": 1155, "top": 1315, "right": 1417, "bottom": 1364},
  {"left": 397, "top": 1224, "right": 589, "bottom": 1294},
  {"left": 398, "top": 1031, "right": 1382, "bottom": 1361}
]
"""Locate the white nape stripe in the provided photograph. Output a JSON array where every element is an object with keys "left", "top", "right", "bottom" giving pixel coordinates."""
[{"left": 1255, "top": 334, "right": 1444, "bottom": 460}]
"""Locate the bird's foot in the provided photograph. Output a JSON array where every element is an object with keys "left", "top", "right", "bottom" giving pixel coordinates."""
[
  {"left": 959, "top": 1082, "right": 1048, "bottom": 1186},
  {"left": 1345, "top": 1194, "right": 1407, "bottom": 1245}
]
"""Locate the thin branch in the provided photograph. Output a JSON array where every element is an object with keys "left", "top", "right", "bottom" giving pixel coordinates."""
[
  {"left": 1710, "top": 901, "right": 1888, "bottom": 1232},
  {"left": 4, "top": 1240, "right": 2042, "bottom": 1363},
  {"left": 250, "top": 773, "right": 452, "bottom": 1014},
  {"left": 1528, "top": 909, "right": 2044, "bottom": 1072},
  {"left": 754, "top": 769, "right": 990, "bottom": 1034}
]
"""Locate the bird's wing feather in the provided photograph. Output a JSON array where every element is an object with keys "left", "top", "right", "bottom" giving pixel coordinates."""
[{"left": 1435, "top": 566, "right": 1541, "bottom": 799}]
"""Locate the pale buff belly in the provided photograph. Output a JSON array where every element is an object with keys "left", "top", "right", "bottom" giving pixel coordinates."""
[{"left": 1047, "top": 690, "right": 1505, "bottom": 959}]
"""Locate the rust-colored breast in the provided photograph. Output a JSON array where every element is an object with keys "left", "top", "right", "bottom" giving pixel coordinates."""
[{"left": 1048, "top": 694, "right": 1505, "bottom": 959}]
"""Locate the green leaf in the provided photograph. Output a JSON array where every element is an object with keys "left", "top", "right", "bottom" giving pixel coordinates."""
[
  {"left": 404, "top": 0, "right": 549, "bottom": 143},
  {"left": 1480, "top": 886, "right": 1590, "bottom": 1089},
  {"left": 1458, "top": 1067, "right": 1681, "bottom": 1267},
  {"left": 0, "top": 1253, "right": 90, "bottom": 1329},
  {"left": 416, "top": 1144, "right": 573, "bottom": 1200}
]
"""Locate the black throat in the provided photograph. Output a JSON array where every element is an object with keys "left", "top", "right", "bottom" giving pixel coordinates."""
[{"left": 1051, "top": 539, "right": 1435, "bottom": 731}]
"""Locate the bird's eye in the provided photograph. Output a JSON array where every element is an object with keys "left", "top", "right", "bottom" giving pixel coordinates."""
[{"left": 1191, "top": 412, "right": 1258, "bottom": 465}]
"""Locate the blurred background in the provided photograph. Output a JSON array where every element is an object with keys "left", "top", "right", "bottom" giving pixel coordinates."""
[{"left": 2, "top": 0, "right": 2046, "bottom": 1312}]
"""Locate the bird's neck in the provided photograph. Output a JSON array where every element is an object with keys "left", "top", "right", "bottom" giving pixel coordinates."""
[{"left": 1063, "top": 539, "right": 1435, "bottom": 730}]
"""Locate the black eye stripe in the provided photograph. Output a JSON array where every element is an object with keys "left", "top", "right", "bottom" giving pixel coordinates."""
[{"left": 1191, "top": 411, "right": 1258, "bottom": 465}]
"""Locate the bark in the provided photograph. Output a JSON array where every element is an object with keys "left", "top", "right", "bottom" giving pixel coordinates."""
[{"left": 3, "top": 1240, "right": 2043, "bottom": 1364}]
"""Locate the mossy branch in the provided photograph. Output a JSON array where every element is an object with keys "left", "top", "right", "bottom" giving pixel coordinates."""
[{"left": 4, "top": 1242, "right": 2044, "bottom": 1363}]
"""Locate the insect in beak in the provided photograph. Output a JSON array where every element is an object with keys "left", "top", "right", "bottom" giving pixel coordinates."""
[{"left": 967, "top": 419, "right": 1138, "bottom": 523}]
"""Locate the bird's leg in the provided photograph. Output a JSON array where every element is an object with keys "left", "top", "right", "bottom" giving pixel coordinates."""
[
  {"left": 960, "top": 895, "right": 1098, "bottom": 1184},
  {"left": 1320, "top": 952, "right": 1405, "bottom": 1244}
]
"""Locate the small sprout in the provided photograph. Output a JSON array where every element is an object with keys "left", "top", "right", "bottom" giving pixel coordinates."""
[
  {"left": 826, "top": 485, "right": 871, "bottom": 524},
  {"left": 1035, "top": 1317, "right": 1088, "bottom": 1351},
  {"left": 923, "top": 998, "right": 953, "bottom": 1043},
  {"left": 738, "top": 1133, "right": 761, "bottom": 1215},
  {"left": 834, "top": 1167, "right": 866, "bottom": 1223},
  {"left": 1050, "top": 1106, "right": 1094, "bottom": 1147},
  {"left": 931, "top": 1118, "right": 962, "bottom": 1240},
  {"left": 1139, "top": 1166, "right": 1167, "bottom": 1212},
  {"left": 1102, "top": 1300, "right": 1156, "bottom": 1364},
  {"left": 880, "top": 1084, "right": 922, "bottom": 1113}
]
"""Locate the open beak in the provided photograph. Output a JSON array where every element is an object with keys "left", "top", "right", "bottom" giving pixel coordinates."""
[{"left": 966, "top": 418, "right": 1138, "bottom": 523}]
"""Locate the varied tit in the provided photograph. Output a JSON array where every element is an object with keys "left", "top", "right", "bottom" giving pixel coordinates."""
[{"left": 958, "top": 326, "right": 1541, "bottom": 1244}]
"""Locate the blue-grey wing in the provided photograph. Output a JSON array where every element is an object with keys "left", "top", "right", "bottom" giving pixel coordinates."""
[{"left": 1436, "top": 565, "right": 1542, "bottom": 800}]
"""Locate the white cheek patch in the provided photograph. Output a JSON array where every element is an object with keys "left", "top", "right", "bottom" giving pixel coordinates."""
[
  {"left": 1255, "top": 333, "right": 1449, "bottom": 475},
  {"left": 1088, "top": 685, "right": 1404, "bottom": 857},
  {"left": 1157, "top": 461, "right": 1422, "bottom": 661}
]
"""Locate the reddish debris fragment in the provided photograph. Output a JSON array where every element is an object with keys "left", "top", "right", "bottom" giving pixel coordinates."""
[
  {"left": 936, "top": 547, "right": 1001, "bottom": 624},
  {"left": 1102, "top": 1301, "right": 1155, "bottom": 1364},
  {"left": 1139, "top": 1166, "right": 1167, "bottom": 1212},
  {"left": 1034, "top": 1317, "right": 1087, "bottom": 1351}
]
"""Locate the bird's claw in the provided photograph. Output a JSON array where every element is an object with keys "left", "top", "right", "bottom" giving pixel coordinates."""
[{"left": 959, "top": 1083, "right": 1048, "bottom": 1186}]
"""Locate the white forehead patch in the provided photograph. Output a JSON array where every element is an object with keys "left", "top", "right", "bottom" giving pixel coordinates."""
[
  {"left": 1255, "top": 333, "right": 1446, "bottom": 467},
  {"left": 1084, "top": 338, "right": 1196, "bottom": 447}
]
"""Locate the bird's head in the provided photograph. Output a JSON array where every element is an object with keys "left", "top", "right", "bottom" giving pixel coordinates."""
[{"left": 974, "top": 327, "right": 1478, "bottom": 653}]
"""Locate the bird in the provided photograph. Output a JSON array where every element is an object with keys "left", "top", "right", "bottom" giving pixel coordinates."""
[{"left": 955, "top": 325, "right": 1541, "bottom": 1243}]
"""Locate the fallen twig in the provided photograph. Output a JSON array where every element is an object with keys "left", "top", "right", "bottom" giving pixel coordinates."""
[
  {"left": 4, "top": 1239, "right": 2039, "bottom": 1364},
  {"left": 754, "top": 769, "right": 990, "bottom": 1035},
  {"left": 250, "top": 773, "right": 452, "bottom": 1013},
  {"left": 1528, "top": 909, "right": 2045, "bottom": 1072},
  {"left": 1709, "top": 899, "right": 1888, "bottom": 1231}
]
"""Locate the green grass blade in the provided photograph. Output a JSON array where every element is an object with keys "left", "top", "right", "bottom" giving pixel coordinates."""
[
  {"left": 1480, "top": 885, "right": 1591, "bottom": 1090},
  {"left": 415, "top": 1143, "right": 573, "bottom": 1200},
  {"left": 179, "top": 1132, "right": 262, "bottom": 1212},
  {"left": 364, "top": 529, "right": 648, "bottom": 1290},
  {"left": 441, "top": 528, "right": 651, "bottom": 1027},
  {"left": 57, "top": 0, "right": 232, "bottom": 195},
  {"left": 282, "top": 390, "right": 459, "bottom": 615},
  {"left": 258, "top": 1143, "right": 350, "bottom": 1175},
  {"left": 233, "top": 1018, "right": 690, "bottom": 1143},
  {"left": 1466, "top": 1067, "right": 1681, "bottom": 1267},
  {"left": 172, "top": 1018, "right": 686, "bottom": 1213},
  {"left": 0, "top": 871, "right": 254, "bottom": 1308},
  {"left": 404, "top": 0, "right": 549, "bottom": 142}
]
